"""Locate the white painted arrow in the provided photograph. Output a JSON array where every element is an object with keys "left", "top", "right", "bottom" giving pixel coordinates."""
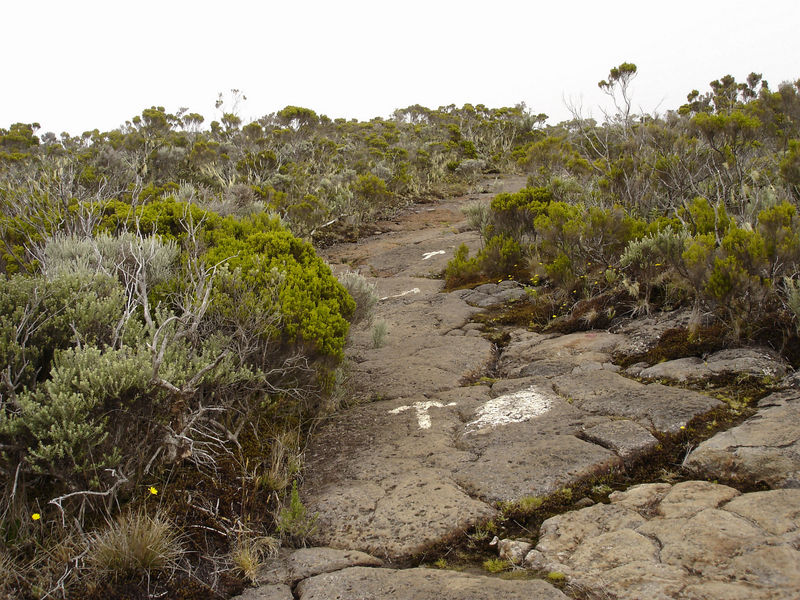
[
  {"left": 380, "top": 288, "right": 420, "bottom": 301},
  {"left": 389, "top": 400, "right": 457, "bottom": 429},
  {"left": 422, "top": 250, "right": 445, "bottom": 260}
]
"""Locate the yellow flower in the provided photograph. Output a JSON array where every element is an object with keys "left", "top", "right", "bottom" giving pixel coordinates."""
[
  {"left": 149, "top": 486, "right": 158, "bottom": 496},
  {"left": 31, "top": 513, "right": 41, "bottom": 521},
  {"left": 680, "top": 425, "right": 686, "bottom": 430}
]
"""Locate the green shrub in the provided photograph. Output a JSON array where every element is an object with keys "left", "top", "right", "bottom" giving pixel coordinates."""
[
  {"left": 489, "top": 186, "right": 552, "bottom": 239},
  {"left": 445, "top": 243, "right": 481, "bottom": 288},
  {"left": 682, "top": 196, "right": 732, "bottom": 236},
  {"left": 7, "top": 344, "right": 151, "bottom": 486},
  {"left": 204, "top": 220, "right": 354, "bottom": 361},
  {"left": 478, "top": 235, "right": 524, "bottom": 279}
]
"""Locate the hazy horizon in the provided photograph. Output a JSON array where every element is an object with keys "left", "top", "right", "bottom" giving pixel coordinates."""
[{"left": 3, "top": 0, "right": 799, "bottom": 135}]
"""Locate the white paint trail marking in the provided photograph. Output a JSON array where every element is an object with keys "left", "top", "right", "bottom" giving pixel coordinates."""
[
  {"left": 380, "top": 288, "right": 420, "bottom": 301},
  {"left": 389, "top": 400, "right": 457, "bottom": 429},
  {"left": 465, "top": 388, "right": 552, "bottom": 434},
  {"left": 422, "top": 250, "right": 446, "bottom": 260}
]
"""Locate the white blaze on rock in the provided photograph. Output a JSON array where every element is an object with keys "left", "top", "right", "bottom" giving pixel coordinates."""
[
  {"left": 422, "top": 250, "right": 446, "bottom": 260},
  {"left": 465, "top": 388, "right": 552, "bottom": 433},
  {"left": 380, "top": 288, "right": 420, "bottom": 301},
  {"left": 389, "top": 400, "right": 457, "bottom": 429}
]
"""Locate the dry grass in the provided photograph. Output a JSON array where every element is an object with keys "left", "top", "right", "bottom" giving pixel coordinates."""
[
  {"left": 230, "top": 534, "right": 280, "bottom": 583},
  {"left": 337, "top": 270, "right": 378, "bottom": 327},
  {"left": 0, "top": 548, "right": 24, "bottom": 598},
  {"left": 85, "top": 510, "right": 184, "bottom": 583},
  {"left": 257, "top": 429, "right": 303, "bottom": 493}
]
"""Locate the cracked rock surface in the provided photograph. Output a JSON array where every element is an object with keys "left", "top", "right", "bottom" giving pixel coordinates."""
[
  {"left": 302, "top": 189, "right": 730, "bottom": 563},
  {"left": 685, "top": 389, "right": 800, "bottom": 488},
  {"left": 294, "top": 566, "right": 570, "bottom": 599},
  {"left": 534, "top": 481, "right": 800, "bottom": 600}
]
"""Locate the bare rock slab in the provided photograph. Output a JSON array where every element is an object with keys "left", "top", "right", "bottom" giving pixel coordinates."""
[
  {"left": 257, "top": 547, "right": 382, "bottom": 585},
  {"left": 499, "top": 330, "right": 626, "bottom": 379},
  {"left": 581, "top": 419, "right": 659, "bottom": 460},
  {"left": 231, "top": 584, "right": 293, "bottom": 600},
  {"left": 303, "top": 388, "right": 497, "bottom": 561},
  {"left": 454, "top": 383, "right": 622, "bottom": 502},
  {"left": 295, "top": 566, "right": 569, "bottom": 600},
  {"left": 346, "top": 289, "right": 493, "bottom": 400},
  {"left": 685, "top": 389, "right": 800, "bottom": 488},
  {"left": 636, "top": 347, "right": 788, "bottom": 383},
  {"left": 535, "top": 481, "right": 800, "bottom": 600},
  {"left": 552, "top": 370, "right": 721, "bottom": 433}
]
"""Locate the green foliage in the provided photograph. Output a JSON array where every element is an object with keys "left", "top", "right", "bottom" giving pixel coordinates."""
[
  {"left": 479, "top": 235, "right": 523, "bottom": 278},
  {"left": 8, "top": 345, "right": 150, "bottom": 485},
  {"left": 0, "top": 192, "right": 356, "bottom": 552},
  {"left": 489, "top": 186, "right": 552, "bottom": 239},
  {"left": 276, "top": 481, "right": 318, "bottom": 547},
  {"left": 352, "top": 173, "right": 392, "bottom": 219},
  {"left": 444, "top": 236, "right": 524, "bottom": 289},
  {"left": 445, "top": 243, "right": 481, "bottom": 288},
  {"left": 204, "top": 215, "right": 354, "bottom": 361},
  {"left": 483, "top": 558, "right": 512, "bottom": 573},
  {"left": 0, "top": 270, "right": 128, "bottom": 396},
  {"left": 682, "top": 196, "right": 732, "bottom": 236},
  {"left": 780, "top": 139, "right": 800, "bottom": 199}
]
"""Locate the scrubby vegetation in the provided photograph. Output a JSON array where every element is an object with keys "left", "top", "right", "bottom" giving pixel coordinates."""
[
  {"left": 448, "top": 64, "right": 800, "bottom": 363},
  {"left": 3, "top": 62, "right": 800, "bottom": 597},
  {"left": 0, "top": 98, "right": 539, "bottom": 598}
]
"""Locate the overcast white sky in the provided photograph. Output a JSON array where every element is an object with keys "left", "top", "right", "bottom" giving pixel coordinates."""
[{"left": 2, "top": 0, "right": 799, "bottom": 135}]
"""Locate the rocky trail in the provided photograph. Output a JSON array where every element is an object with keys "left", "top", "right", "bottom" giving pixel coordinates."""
[{"left": 235, "top": 177, "right": 800, "bottom": 600}]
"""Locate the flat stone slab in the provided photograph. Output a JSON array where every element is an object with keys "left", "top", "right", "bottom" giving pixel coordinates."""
[
  {"left": 295, "top": 566, "right": 569, "bottom": 600},
  {"left": 463, "top": 281, "right": 527, "bottom": 307},
  {"left": 499, "top": 330, "right": 627, "bottom": 379},
  {"left": 304, "top": 375, "right": 677, "bottom": 560},
  {"left": 257, "top": 547, "right": 383, "bottom": 585},
  {"left": 346, "top": 288, "right": 493, "bottom": 400},
  {"left": 231, "top": 584, "right": 293, "bottom": 600},
  {"left": 535, "top": 481, "right": 800, "bottom": 600},
  {"left": 453, "top": 384, "right": 622, "bottom": 502},
  {"left": 635, "top": 347, "right": 788, "bottom": 383},
  {"left": 552, "top": 370, "right": 721, "bottom": 433},
  {"left": 581, "top": 419, "right": 659, "bottom": 460},
  {"left": 684, "top": 389, "right": 800, "bottom": 488},
  {"left": 303, "top": 386, "right": 497, "bottom": 561}
]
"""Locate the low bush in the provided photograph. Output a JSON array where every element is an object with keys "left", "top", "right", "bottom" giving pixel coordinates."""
[
  {"left": 0, "top": 194, "right": 358, "bottom": 596},
  {"left": 337, "top": 270, "right": 378, "bottom": 327},
  {"left": 447, "top": 186, "right": 800, "bottom": 354}
]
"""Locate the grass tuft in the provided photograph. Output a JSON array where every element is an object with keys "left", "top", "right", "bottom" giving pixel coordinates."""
[{"left": 86, "top": 510, "right": 184, "bottom": 583}]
